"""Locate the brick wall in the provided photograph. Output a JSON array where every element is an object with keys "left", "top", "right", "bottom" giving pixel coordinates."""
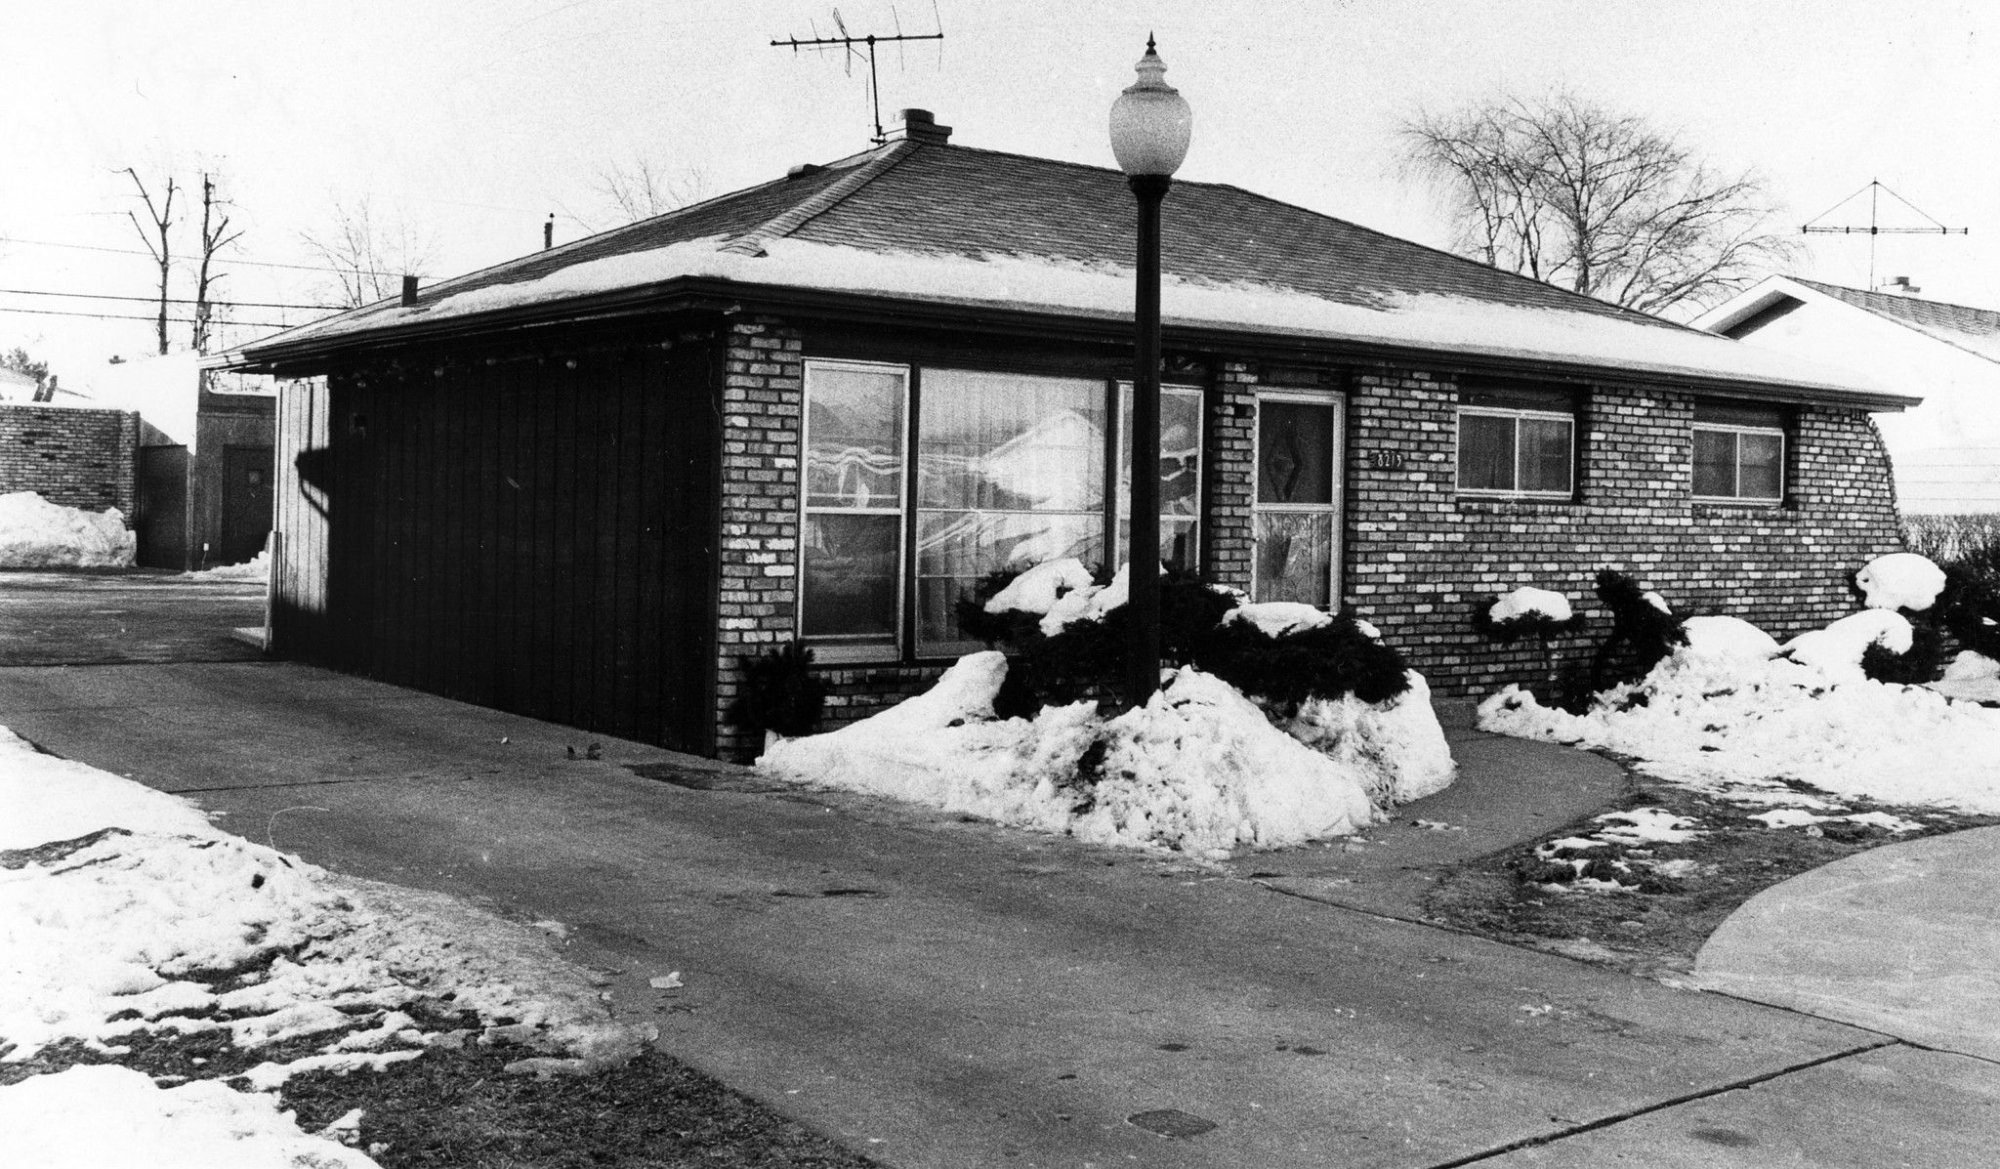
[
  {"left": 713, "top": 318, "right": 805, "bottom": 759},
  {"left": 0, "top": 405, "right": 140, "bottom": 519},
  {"left": 1335, "top": 370, "right": 1903, "bottom": 698},
  {"left": 724, "top": 330, "right": 1903, "bottom": 753}
]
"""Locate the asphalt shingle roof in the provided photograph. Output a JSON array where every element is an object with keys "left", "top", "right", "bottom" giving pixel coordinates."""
[{"left": 1791, "top": 279, "right": 2000, "bottom": 366}]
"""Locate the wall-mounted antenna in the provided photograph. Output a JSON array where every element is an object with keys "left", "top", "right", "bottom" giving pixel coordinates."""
[
  {"left": 771, "top": 4, "right": 945, "bottom": 145},
  {"left": 1801, "top": 179, "right": 1968, "bottom": 291}
]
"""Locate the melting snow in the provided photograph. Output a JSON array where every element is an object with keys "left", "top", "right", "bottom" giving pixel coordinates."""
[{"left": 0, "top": 491, "right": 135, "bottom": 568}]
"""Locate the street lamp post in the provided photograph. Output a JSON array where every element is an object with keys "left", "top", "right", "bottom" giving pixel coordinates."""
[{"left": 1109, "top": 36, "right": 1192, "bottom": 709}]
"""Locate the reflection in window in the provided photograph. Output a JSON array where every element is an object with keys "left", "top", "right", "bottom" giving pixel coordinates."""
[
  {"left": 916, "top": 370, "right": 1107, "bottom": 653},
  {"left": 1254, "top": 398, "right": 1340, "bottom": 607},
  {"left": 1116, "top": 384, "right": 1204, "bottom": 572},
  {"left": 800, "top": 362, "right": 906, "bottom": 650}
]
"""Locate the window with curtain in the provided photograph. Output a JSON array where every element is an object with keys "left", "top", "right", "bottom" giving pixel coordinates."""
[
  {"left": 915, "top": 369, "right": 1109, "bottom": 654},
  {"left": 799, "top": 361, "right": 907, "bottom": 655},
  {"left": 1693, "top": 400, "right": 1786, "bottom": 502},
  {"left": 1456, "top": 383, "right": 1577, "bottom": 498}
]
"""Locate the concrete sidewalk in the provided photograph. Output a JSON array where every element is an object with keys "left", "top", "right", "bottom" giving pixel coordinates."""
[{"left": 4, "top": 660, "right": 1997, "bottom": 1168}]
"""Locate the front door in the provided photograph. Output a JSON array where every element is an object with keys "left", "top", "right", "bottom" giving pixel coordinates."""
[{"left": 1252, "top": 393, "right": 1344, "bottom": 607}]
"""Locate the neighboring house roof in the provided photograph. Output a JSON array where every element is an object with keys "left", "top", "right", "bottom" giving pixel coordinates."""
[
  {"left": 1695, "top": 274, "right": 2000, "bottom": 368},
  {"left": 235, "top": 119, "right": 1910, "bottom": 409}
]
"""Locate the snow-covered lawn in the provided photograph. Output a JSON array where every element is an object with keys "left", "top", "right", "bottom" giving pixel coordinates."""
[
  {"left": 0, "top": 728, "right": 655, "bottom": 1168},
  {"left": 0, "top": 491, "right": 135, "bottom": 568},
  {"left": 761, "top": 651, "right": 1454, "bottom": 859}
]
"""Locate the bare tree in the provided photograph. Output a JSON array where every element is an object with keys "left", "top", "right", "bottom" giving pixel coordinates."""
[
  {"left": 567, "top": 156, "right": 710, "bottom": 232},
  {"left": 1400, "top": 92, "right": 1795, "bottom": 316},
  {"left": 123, "top": 169, "right": 177, "bottom": 354},
  {"left": 192, "top": 172, "right": 245, "bottom": 354},
  {"left": 299, "top": 196, "right": 436, "bottom": 309}
]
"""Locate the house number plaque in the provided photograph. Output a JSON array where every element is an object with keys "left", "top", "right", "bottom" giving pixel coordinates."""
[{"left": 1368, "top": 450, "right": 1406, "bottom": 470}]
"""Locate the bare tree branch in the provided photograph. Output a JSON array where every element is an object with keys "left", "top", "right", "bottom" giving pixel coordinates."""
[
  {"left": 192, "top": 172, "right": 245, "bottom": 354},
  {"left": 123, "top": 169, "right": 177, "bottom": 354},
  {"left": 299, "top": 197, "right": 437, "bottom": 309},
  {"left": 1399, "top": 91, "right": 1797, "bottom": 316}
]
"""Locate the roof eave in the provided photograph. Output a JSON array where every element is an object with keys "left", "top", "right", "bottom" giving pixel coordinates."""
[{"left": 230, "top": 277, "right": 1916, "bottom": 410}]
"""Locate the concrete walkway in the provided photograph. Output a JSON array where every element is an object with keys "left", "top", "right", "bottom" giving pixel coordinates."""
[
  {"left": 5, "top": 661, "right": 1999, "bottom": 1167},
  {"left": 1696, "top": 825, "right": 2000, "bottom": 1063}
]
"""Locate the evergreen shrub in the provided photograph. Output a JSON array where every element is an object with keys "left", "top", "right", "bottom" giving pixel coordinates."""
[{"left": 727, "top": 640, "right": 828, "bottom": 737}]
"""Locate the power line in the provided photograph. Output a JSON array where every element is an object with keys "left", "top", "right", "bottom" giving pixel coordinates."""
[
  {"left": 0, "top": 235, "right": 400, "bottom": 277},
  {"left": 0, "top": 304, "right": 299, "bottom": 328},
  {"left": 0, "top": 286, "right": 343, "bottom": 311}
]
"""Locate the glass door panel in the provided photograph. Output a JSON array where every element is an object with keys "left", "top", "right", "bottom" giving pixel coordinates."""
[{"left": 1252, "top": 395, "right": 1343, "bottom": 607}]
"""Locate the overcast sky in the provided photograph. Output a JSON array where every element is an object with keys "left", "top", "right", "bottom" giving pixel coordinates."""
[{"left": 5, "top": 0, "right": 1995, "bottom": 383}]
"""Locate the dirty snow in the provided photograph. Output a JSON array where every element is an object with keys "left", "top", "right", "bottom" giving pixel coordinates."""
[
  {"left": 185, "top": 545, "right": 271, "bottom": 582},
  {"left": 0, "top": 725, "right": 660, "bottom": 1165},
  {"left": 1854, "top": 552, "right": 1946, "bottom": 612},
  {"left": 759, "top": 651, "right": 1454, "bottom": 857},
  {"left": 0, "top": 491, "right": 135, "bottom": 568},
  {"left": 1488, "top": 586, "right": 1573, "bottom": 624}
]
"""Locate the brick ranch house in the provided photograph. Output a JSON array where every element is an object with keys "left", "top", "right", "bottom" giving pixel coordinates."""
[{"left": 227, "top": 110, "right": 1914, "bottom": 759}]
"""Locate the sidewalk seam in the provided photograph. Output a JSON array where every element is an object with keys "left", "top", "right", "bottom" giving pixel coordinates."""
[{"left": 1422, "top": 1039, "right": 1901, "bottom": 1168}]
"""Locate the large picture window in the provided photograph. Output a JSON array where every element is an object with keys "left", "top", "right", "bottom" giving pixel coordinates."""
[
  {"left": 798, "top": 361, "right": 1203, "bottom": 661},
  {"left": 1693, "top": 400, "right": 1785, "bottom": 503},
  {"left": 1457, "top": 383, "right": 1576, "bottom": 498}
]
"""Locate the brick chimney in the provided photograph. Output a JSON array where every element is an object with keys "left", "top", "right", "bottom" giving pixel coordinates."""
[{"left": 887, "top": 108, "right": 952, "bottom": 146}]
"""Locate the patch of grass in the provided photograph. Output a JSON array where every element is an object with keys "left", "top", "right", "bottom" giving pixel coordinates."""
[
  {"left": 1425, "top": 763, "right": 2000, "bottom": 980},
  {"left": 5, "top": 996, "right": 880, "bottom": 1168}
]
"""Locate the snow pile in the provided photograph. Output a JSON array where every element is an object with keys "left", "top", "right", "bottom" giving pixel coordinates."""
[
  {"left": 186, "top": 545, "right": 271, "bottom": 582},
  {"left": 1681, "top": 615, "right": 1780, "bottom": 660},
  {"left": 983, "top": 557, "right": 1095, "bottom": 616},
  {"left": 1488, "top": 586, "right": 1573, "bottom": 624},
  {"left": 1933, "top": 650, "right": 2000, "bottom": 703},
  {"left": 759, "top": 652, "right": 1439, "bottom": 857},
  {"left": 0, "top": 491, "right": 135, "bottom": 568},
  {"left": 0, "top": 1065, "right": 380, "bottom": 1169},
  {"left": 1855, "top": 552, "right": 1947, "bottom": 612},
  {"left": 0, "top": 728, "right": 659, "bottom": 1159},
  {"left": 1478, "top": 642, "right": 2000, "bottom": 815}
]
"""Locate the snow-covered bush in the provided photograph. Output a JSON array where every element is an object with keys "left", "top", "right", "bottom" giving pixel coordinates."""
[
  {"left": 0, "top": 491, "right": 136, "bottom": 568},
  {"left": 961, "top": 561, "right": 1407, "bottom": 715},
  {"left": 1587, "top": 569, "right": 1687, "bottom": 691},
  {"left": 1473, "top": 583, "right": 1587, "bottom": 705},
  {"left": 1855, "top": 552, "right": 1947, "bottom": 613}
]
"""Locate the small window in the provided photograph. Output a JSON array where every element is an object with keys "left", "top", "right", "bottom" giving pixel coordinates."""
[
  {"left": 1457, "top": 384, "right": 1575, "bottom": 498},
  {"left": 1693, "top": 400, "right": 1786, "bottom": 503}
]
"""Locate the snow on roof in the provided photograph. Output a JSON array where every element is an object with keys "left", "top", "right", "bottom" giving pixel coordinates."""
[
  {"left": 239, "top": 140, "right": 1907, "bottom": 407},
  {"left": 254, "top": 234, "right": 1901, "bottom": 404},
  {"left": 1696, "top": 274, "right": 2000, "bottom": 371}
]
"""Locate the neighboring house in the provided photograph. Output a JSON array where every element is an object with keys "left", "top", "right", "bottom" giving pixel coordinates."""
[
  {"left": 1693, "top": 275, "right": 2000, "bottom": 514},
  {"left": 229, "top": 110, "right": 1912, "bottom": 758},
  {"left": 0, "top": 368, "right": 42, "bottom": 402},
  {"left": 79, "top": 355, "right": 279, "bottom": 569}
]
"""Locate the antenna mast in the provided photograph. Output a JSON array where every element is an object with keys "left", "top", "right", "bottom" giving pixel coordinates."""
[
  {"left": 1801, "top": 179, "right": 1968, "bottom": 290},
  {"left": 771, "top": 6, "right": 945, "bottom": 145}
]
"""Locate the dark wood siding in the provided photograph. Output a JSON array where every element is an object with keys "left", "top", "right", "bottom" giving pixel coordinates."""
[{"left": 271, "top": 329, "right": 718, "bottom": 752}]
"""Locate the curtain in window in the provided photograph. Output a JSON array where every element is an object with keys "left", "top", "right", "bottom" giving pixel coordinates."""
[
  {"left": 1457, "top": 413, "right": 1516, "bottom": 491},
  {"left": 916, "top": 370, "right": 1107, "bottom": 651},
  {"left": 1117, "top": 386, "right": 1203, "bottom": 570},
  {"left": 801, "top": 364, "right": 905, "bottom": 644}
]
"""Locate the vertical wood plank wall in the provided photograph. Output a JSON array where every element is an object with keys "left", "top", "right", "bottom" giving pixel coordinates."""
[{"left": 269, "top": 338, "right": 717, "bottom": 752}]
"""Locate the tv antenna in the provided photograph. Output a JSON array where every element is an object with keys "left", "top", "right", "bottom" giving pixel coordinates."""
[
  {"left": 771, "top": 5, "right": 945, "bottom": 145},
  {"left": 1801, "top": 179, "right": 1968, "bottom": 291}
]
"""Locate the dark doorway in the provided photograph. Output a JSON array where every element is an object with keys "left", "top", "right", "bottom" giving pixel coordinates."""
[
  {"left": 221, "top": 445, "right": 275, "bottom": 565},
  {"left": 136, "top": 445, "right": 190, "bottom": 569}
]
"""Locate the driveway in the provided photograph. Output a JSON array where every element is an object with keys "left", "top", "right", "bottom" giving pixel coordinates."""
[
  {"left": 0, "top": 570, "right": 265, "bottom": 665},
  {"left": 2, "top": 577, "right": 1996, "bottom": 1167}
]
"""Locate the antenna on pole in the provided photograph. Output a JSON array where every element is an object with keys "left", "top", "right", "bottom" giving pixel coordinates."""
[
  {"left": 771, "top": 5, "right": 945, "bottom": 145},
  {"left": 1801, "top": 179, "right": 1968, "bottom": 291}
]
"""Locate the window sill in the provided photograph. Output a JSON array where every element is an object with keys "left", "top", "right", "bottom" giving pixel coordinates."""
[
  {"left": 1455, "top": 494, "right": 1578, "bottom": 512},
  {"left": 805, "top": 642, "right": 900, "bottom": 666}
]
